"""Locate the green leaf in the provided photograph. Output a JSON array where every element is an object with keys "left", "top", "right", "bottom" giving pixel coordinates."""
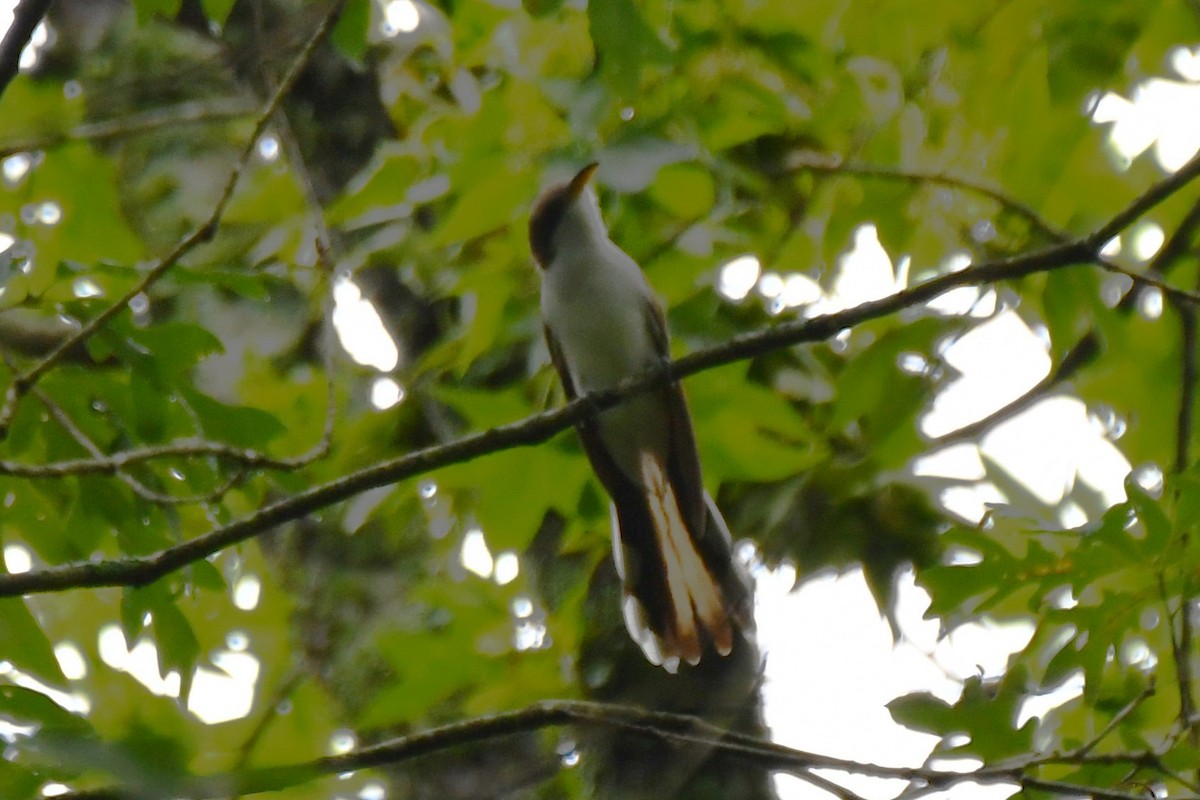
[
  {"left": 132, "top": 0, "right": 183, "bottom": 24},
  {"left": 128, "top": 321, "right": 224, "bottom": 380},
  {"left": 523, "top": 0, "right": 566, "bottom": 17},
  {"left": 432, "top": 163, "right": 538, "bottom": 246},
  {"left": 0, "top": 599, "right": 67, "bottom": 686},
  {"left": 200, "top": 0, "right": 237, "bottom": 25},
  {"left": 1043, "top": 0, "right": 1162, "bottom": 103},
  {"left": 0, "top": 684, "right": 95, "bottom": 739},
  {"left": 152, "top": 598, "right": 200, "bottom": 700},
  {"left": 332, "top": 0, "right": 372, "bottom": 62},
  {"left": 0, "top": 760, "right": 41, "bottom": 800},
  {"left": 888, "top": 691, "right": 956, "bottom": 735},
  {"left": 328, "top": 147, "right": 423, "bottom": 223},
  {"left": 587, "top": 0, "right": 671, "bottom": 97},
  {"left": 648, "top": 163, "right": 715, "bottom": 220},
  {"left": 689, "top": 365, "right": 819, "bottom": 484},
  {"left": 1125, "top": 477, "right": 1171, "bottom": 555},
  {"left": 1, "top": 143, "right": 143, "bottom": 293},
  {"left": 181, "top": 388, "right": 285, "bottom": 449},
  {"left": 123, "top": 584, "right": 199, "bottom": 699}
]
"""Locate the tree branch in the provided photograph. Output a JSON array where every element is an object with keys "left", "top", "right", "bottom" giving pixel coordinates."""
[
  {"left": 933, "top": 193, "right": 1200, "bottom": 446},
  {"left": 0, "top": 437, "right": 328, "bottom": 478},
  {"left": 1177, "top": 304, "right": 1197, "bottom": 475},
  {"left": 1172, "top": 196, "right": 1200, "bottom": 475},
  {"left": 930, "top": 331, "right": 1101, "bottom": 447},
  {"left": 0, "top": 0, "right": 51, "bottom": 99},
  {"left": 787, "top": 151, "right": 1068, "bottom": 242},
  {"left": 58, "top": 699, "right": 1196, "bottom": 800},
  {"left": 27, "top": 379, "right": 242, "bottom": 505},
  {"left": 790, "top": 151, "right": 1200, "bottom": 306},
  {"left": 0, "top": 0, "right": 345, "bottom": 442},
  {"left": 0, "top": 237, "right": 1092, "bottom": 597},
  {"left": 0, "top": 97, "right": 256, "bottom": 159},
  {"left": 3, "top": 131, "right": 1200, "bottom": 601},
  {"left": 1070, "top": 681, "right": 1157, "bottom": 759}
]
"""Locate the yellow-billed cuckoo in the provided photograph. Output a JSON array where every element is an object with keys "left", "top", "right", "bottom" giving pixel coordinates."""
[{"left": 529, "top": 163, "right": 753, "bottom": 671}]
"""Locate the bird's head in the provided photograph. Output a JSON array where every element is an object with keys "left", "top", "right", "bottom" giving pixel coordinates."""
[{"left": 529, "top": 162, "right": 604, "bottom": 269}]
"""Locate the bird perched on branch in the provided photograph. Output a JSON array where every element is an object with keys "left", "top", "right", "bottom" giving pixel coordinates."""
[{"left": 529, "top": 162, "right": 754, "bottom": 671}]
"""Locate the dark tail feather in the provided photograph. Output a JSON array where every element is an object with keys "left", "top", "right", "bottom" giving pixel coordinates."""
[{"left": 610, "top": 455, "right": 752, "bottom": 671}]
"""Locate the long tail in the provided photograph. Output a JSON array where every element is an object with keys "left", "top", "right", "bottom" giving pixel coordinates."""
[{"left": 611, "top": 453, "right": 750, "bottom": 670}]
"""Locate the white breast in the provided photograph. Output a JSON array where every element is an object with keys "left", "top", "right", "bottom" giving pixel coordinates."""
[
  {"left": 542, "top": 239, "right": 658, "bottom": 390},
  {"left": 541, "top": 238, "right": 670, "bottom": 483}
]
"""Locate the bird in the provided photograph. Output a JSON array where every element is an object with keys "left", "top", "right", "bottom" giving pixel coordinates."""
[{"left": 528, "top": 162, "right": 753, "bottom": 671}]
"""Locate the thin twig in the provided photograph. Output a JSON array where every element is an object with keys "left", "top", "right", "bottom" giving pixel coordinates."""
[
  {"left": 931, "top": 332, "right": 1101, "bottom": 447},
  {"left": 791, "top": 151, "right": 1200, "bottom": 306},
  {"left": 231, "top": 668, "right": 307, "bottom": 776},
  {"left": 785, "top": 770, "right": 872, "bottom": 800},
  {"left": 0, "top": 438, "right": 325, "bottom": 478},
  {"left": 0, "top": 97, "right": 257, "bottom": 159},
  {"left": 27, "top": 381, "right": 241, "bottom": 505},
  {"left": 1178, "top": 306, "right": 1197, "bottom": 475},
  {"left": 1097, "top": 257, "right": 1200, "bottom": 306},
  {"left": 56, "top": 699, "right": 1196, "bottom": 800},
  {"left": 264, "top": 59, "right": 339, "bottom": 463},
  {"left": 4, "top": 145, "right": 1200, "bottom": 600},
  {"left": 933, "top": 194, "right": 1200, "bottom": 445},
  {"left": 1017, "top": 775, "right": 1180, "bottom": 800},
  {"left": 1171, "top": 197, "right": 1200, "bottom": 475},
  {"left": 0, "top": 0, "right": 345, "bottom": 442},
  {"left": 1072, "top": 681, "right": 1157, "bottom": 759},
  {"left": 1182, "top": 591, "right": 1199, "bottom": 758},
  {"left": 787, "top": 151, "right": 1068, "bottom": 242},
  {"left": 1159, "top": 572, "right": 1198, "bottom": 751}
]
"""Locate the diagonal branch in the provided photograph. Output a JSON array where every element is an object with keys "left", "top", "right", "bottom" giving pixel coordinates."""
[
  {"left": 787, "top": 151, "right": 1067, "bottom": 242},
  {"left": 0, "top": 97, "right": 257, "bottom": 159},
  {"left": 1177, "top": 303, "right": 1197, "bottom": 475},
  {"left": 0, "top": 238, "right": 1093, "bottom": 598},
  {"left": 933, "top": 193, "right": 1200, "bottom": 446},
  {"left": 57, "top": 699, "right": 1193, "bottom": 800},
  {"left": 3, "top": 145, "right": 1200, "bottom": 600},
  {"left": 0, "top": 0, "right": 345, "bottom": 442},
  {"left": 0, "top": 437, "right": 330, "bottom": 478},
  {"left": 0, "top": 0, "right": 51, "bottom": 99},
  {"left": 27, "top": 380, "right": 242, "bottom": 505}
]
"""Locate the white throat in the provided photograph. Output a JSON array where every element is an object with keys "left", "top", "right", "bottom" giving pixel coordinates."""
[{"left": 539, "top": 187, "right": 668, "bottom": 478}]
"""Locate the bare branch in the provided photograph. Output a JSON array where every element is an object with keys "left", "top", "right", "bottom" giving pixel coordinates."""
[
  {"left": 791, "top": 771, "right": 872, "bottom": 800},
  {"left": 930, "top": 331, "right": 1101, "bottom": 447},
  {"left": 263, "top": 58, "right": 340, "bottom": 463},
  {"left": 27, "top": 381, "right": 241, "bottom": 505},
  {"left": 3, "top": 141, "right": 1200, "bottom": 601},
  {"left": 787, "top": 151, "right": 1067, "bottom": 242},
  {"left": 1097, "top": 257, "right": 1200, "bottom": 306},
  {"left": 790, "top": 151, "right": 1200, "bottom": 304},
  {"left": 0, "top": 97, "right": 256, "bottom": 159},
  {"left": 1177, "top": 307, "right": 1197, "bottom": 474},
  {"left": 0, "top": 0, "right": 346, "bottom": 441},
  {"left": 933, "top": 193, "right": 1200, "bottom": 445},
  {"left": 57, "top": 699, "right": 1195, "bottom": 800},
  {"left": 0, "top": 0, "right": 51, "bottom": 99},
  {"left": 0, "top": 237, "right": 1091, "bottom": 597},
  {"left": 1071, "top": 681, "right": 1158, "bottom": 759},
  {"left": 1172, "top": 198, "right": 1200, "bottom": 476},
  {"left": 0, "top": 437, "right": 326, "bottom": 478},
  {"left": 1159, "top": 572, "right": 1198, "bottom": 753}
]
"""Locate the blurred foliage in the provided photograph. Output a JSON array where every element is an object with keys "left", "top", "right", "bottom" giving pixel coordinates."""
[{"left": 1, "top": 0, "right": 1200, "bottom": 798}]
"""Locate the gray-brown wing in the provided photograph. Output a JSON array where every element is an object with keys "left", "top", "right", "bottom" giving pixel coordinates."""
[
  {"left": 640, "top": 297, "right": 707, "bottom": 535},
  {"left": 544, "top": 322, "right": 682, "bottom": 649}
]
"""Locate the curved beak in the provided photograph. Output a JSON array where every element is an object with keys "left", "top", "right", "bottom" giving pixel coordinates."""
[{"left": 567, "top": 162, "right": 599, "bottom": 199}]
